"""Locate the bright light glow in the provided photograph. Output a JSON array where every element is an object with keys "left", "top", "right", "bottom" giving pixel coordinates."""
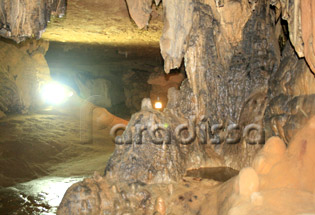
[
  {"left": 155, "top": 101, "right": 162, "bottom": 109},
  {"left": 41, "top": 82, "right": 73, "bottom": 105}
]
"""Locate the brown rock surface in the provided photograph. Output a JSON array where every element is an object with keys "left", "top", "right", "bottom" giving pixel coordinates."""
[
  {"left": 160, "top": 0, "right": 194, "bottom": 73},
  {"left": 57, "top": 117, "right": 315, "bottom": 215},
  {"left": 265, "top": 43, "right": 315, "bottom": 143},
  {"left": 168, "top": 0, "right": 280, "bottom": 169},
  {"left": 126, "top": 0, "right": 152, "bottom": 29},
  {"left": 41, "top": 0, "right": 163, "bottom": 45},
  {"left": 0, "top": 0, "right": 66, "bottom": 42},
  {"left": 301, "top": 0, "right": 315, "bottom": 72},
  {"left": 0, "top": 39, "right": 50, "bottom": 114},
  {"left": 221, "top": 116, "right": 315, "bottom": 215},
  {"left": 271, "top": 0, "right": 315, "bottom": 73},
  {"left": 124, "top": 0, "right": 278, "bottom": 169}
]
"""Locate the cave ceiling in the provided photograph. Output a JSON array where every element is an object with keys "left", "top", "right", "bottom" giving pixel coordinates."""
[{"left": 41, "top": 0, "right": 163, "bottom": 46}]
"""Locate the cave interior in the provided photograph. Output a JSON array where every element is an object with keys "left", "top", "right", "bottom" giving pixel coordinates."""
[{"left": 0, "top": 0, "right": 315, "bottom": 214}]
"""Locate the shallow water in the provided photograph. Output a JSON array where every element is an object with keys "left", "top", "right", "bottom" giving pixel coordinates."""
[
  {"left": 185, "top": 167, "right": 239, "bottom": 182},
  {"left": 0, "top": 176, "right": 85, "bottom": 215}
]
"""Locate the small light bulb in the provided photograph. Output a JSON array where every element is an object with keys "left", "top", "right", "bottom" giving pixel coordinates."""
[{"left": 155, "top": 101, "right": 162, "bottom": 109}]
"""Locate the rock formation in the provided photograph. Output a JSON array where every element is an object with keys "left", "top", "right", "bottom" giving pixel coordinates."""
[
  {"left": 265, "top": 43, "right": 315, "bottom": 144},
  {"left": 0, "top": 0, "right": 66, "bottom": 43},
  {"left": 57, "top": 116, "right": 315, "bottom": 215},
  {"left": 56, "top": 0, "right": 315, "bottom": 213},
  {"left": 0, "top": 39, "right": 50, "bottom": 114},
  {"left": 1, "top": 0, "right": 315, "bottom": 213},
  {"left": 271, "top": 0, "right": 315, "bottom": 72}
]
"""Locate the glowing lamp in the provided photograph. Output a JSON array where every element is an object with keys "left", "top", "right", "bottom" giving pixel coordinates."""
[
  {"left": 155, "top": 101, "right": 162, "bottom": 109},
  {"left": 154, "top": 97, "right": 162, "bottom": 109},
  {"left": 40, "top": 82, "right": 73, "bottom": 105}
]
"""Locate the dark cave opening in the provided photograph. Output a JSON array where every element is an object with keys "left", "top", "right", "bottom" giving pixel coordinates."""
[{"left": 45, "top": 42, "right": 164, "bottom": 119}]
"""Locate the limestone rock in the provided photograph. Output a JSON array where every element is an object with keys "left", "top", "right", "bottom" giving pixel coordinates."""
[
  {"left": 252, "top": 137, "right": 286, "bottom": 175},
  {"left": 219, "top": 117, "right": 315, "bottom": 215},
  {"left": 265, "top": 43, "right": 315, "bottom": 143},
  {"left": 0, "top": 0, "right": 66, "bottom": 43},
  {"left": 238, "top": 167, "right": 259, "bottom": 197},
  {"left": 164, "top": 0, "right": 280, "bottom": 169},
  {"left": 75, "top": 78, "right": 113, "bottom": 108},
  {"left": 125, "top": 0, "right": 152, "bottom": 29},
  {"left": 160, "top": 0, "right": 195, "bottom": 73},
  {"left": 301, "top": 0, "right": 315, "bottom": 72},
  {"left": 58, "top": 117, "right": 315, "bottom": 214},
  {"left": 262, "top": 116, "right": 315, "bottom": 192},
  {"left": 123, "top": 0, "right": 282, "bottom": 169},
  {"left": 105, "top": 101, "right": 225, "bottom": 184},
  {"left": 104, "top": 109, "right": 187, "bottom": 184},
  {"left": 141, "top": 98, "right": 153, "bottom": 110},
  {"left": 0, "top": 39, "right": 50, "bottom": 114},
  {"left": 271, "top": 0, "right": 315, "bottom": 72}
]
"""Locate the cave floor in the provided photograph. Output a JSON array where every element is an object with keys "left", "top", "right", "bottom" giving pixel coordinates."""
[{"left": 0, "top": 113, "right": 115, "bottom": 214}]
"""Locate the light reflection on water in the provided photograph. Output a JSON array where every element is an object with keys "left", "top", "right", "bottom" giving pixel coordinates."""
[{"left": 0, "top": 176, "right": 85, "bottom": 215}]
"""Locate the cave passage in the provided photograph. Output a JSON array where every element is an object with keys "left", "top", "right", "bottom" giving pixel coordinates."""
[
  {"left": 1, "top": 0, "right": 315, "bottom": 214},
  {"left": 45, "top": 42, "right": 163, "bottom": 118},
  {"left": 0, "top": 36, "right": 170, "bottom": 213}
]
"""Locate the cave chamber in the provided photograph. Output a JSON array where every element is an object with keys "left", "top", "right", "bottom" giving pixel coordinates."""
[{"left": 0, "top": 0, "right": 315, "bottom": 214}]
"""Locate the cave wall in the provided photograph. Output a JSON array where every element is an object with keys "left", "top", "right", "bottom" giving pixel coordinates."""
[
  {"left": 56, "top": 0, "right": 315, "bottom": 213},
  {"left": 0, "top": 39, "right": 50, "bottom": 115},
  {"left": 265, "top": 43, "right": 315, "bottom": 144},
  {"left": 143, "top": 0, "right": 280, "bottom": 169},
  {"left": 125, "top": 0, "right": 315, "bottom": 169},
  {"left": 270, "top": 0, "right": 315, "bottom": 72},
  {"left": 0, "top": 0, "right": 66, "bottom": 43}
]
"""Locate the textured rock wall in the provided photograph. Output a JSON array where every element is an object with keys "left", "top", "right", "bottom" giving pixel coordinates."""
[
  {"left": 0, "top": 39, "right": 50, "bottom": 114},
  {"left": 57, "top": 0, "right": 315, "bottom": 213},
  {"left": 0, "top": 0, "right": 66, "bottom": 42},
  {"left": 271, "top": 0, "right": 315, "bottom": 72},
  {"left": 100, "top": 0, "right": 281, "bottom": 173},
  {"left": 163, "top": 0, "right": 280, "bottom": 169},
  {"left": 58, "top": 116, "right": 315, "bottom": 215},
  {"left": 124, "top": 0, "right": 315, "bottom": 169},
  {"left": 125, "top": 0, "right": 161, "bottom": 29},
  {"left": 265, "top": 43, "right": 315, "bottom": 143}
]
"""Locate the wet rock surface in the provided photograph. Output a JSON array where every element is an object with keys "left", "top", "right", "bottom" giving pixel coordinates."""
[
  {"left": 0, "top": 113, "right": 115, "bottom": 187},
  {"left": 0, "top": 112, "right": 118, "bottom": 214},
  {"left": 0, "top": 176, "right": 84, "bottom": 215}
]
